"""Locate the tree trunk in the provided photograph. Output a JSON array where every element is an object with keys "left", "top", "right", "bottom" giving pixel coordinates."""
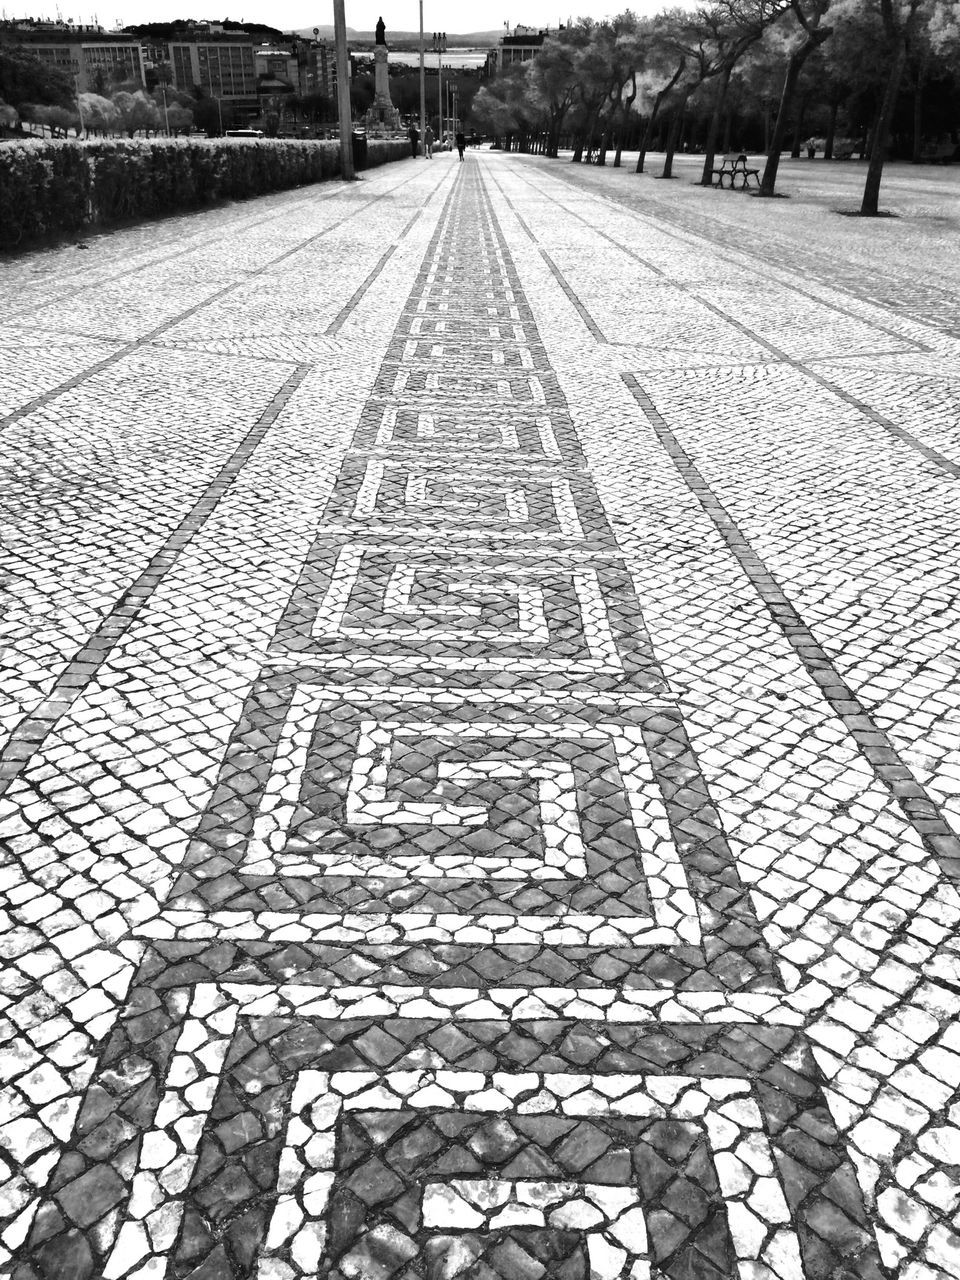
[
  {"left": 635, "top": 113, "right": 654, "bottom": 172},
  {"left": 700, "top": 64, "right": 733, "bottom": 185},
  {"left": 824, "top": 98, "right": 838, "bottom": 159},
  {"left": 911, "top": 65, "right": 925, "bottom": 162},
  {"left": 614, "top": 81, "right": 635, "bottom": 169},
  {"left": 660, "top": 90, "right": 691, "bottom": 178},
  {"left": 722, "top": 110, "right": 733, "bottom": 154},
  {"left": 861, "top": 37, "right": 907, "bottom": 214},
  {"left": 637, "top": 60, "right": 684, "bottom": 173},
  {"left": 584, "top": 106, "right": 602, "bottom": 162},
  {"left": 760, "top": 31, "right": 829, "bottom": 196},
  {"left": 790, "top": 97, "right": 807, "bottom": 157}
]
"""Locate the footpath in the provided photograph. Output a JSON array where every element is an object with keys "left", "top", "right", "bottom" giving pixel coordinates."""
[{"left": 0, "top": 150, "right": 959, "bottom": 1280}]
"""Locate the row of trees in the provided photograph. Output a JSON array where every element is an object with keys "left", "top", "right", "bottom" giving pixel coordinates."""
[
  {"left": 470, "top": 0, "right": 960, "bottom": 213},
  {"left": 0, "top": 49, "right": 193, "bottom": 138}
]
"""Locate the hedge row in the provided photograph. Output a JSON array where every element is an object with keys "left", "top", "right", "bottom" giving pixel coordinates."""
[{"left": 0, "top": 136, "right": 411, "bottom": 250}]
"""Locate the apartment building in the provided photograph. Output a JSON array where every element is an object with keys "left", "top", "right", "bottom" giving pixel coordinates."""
[
  {"left": 0, "top": 21, "right": 145, "bottom": 92},
  {"left": 497, "top": 24, "right": 551, "bottom": 69}
]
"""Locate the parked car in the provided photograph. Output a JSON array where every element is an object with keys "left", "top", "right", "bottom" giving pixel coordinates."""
[{"left": 225, "top": 128, "right": 264, "bottom": 138}]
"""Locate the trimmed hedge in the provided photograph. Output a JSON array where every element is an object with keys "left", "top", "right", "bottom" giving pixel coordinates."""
[{"left": 0, "top": 136, "right": 410, "bottom": 250}]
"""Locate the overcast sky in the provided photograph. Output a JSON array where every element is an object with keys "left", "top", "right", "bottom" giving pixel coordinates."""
[{"left": 85, "top": 0, "right": 666, "bottom": 36}]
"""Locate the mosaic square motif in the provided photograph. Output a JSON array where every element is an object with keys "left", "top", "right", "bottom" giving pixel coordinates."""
[
  {"left": 270, "top": 544, "right": 662, "bottom": 691},
  {"left": 21, "top": 1006, "right": 885, "bottom": 1280},
  {"left": 353, "top": 400, "right": 579, "bottom": 466},
  {"left": 369, "top": 367, "right": 557, "bottom": 410},
  {"left": 166, "top": 685, "right": 776, "bottom": 992},
  {"left": 316, "top": 459, "right": 612, "bottom": 544}
]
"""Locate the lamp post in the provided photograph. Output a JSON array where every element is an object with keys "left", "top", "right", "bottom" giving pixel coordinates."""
[
  {"left": 158, "top": 66, "right": 170, "bottom": 135},
  {"left": 70, "top": 59, "right": 85, "bottom": 136},
  {"left": 418, "top": 0, "right": 425, "bottom": 153},
  {"left": 432, "top": 31, "right": 445, "bottom": 145},
  {"left": 333, "top": 0, "right": 354, "bottom": 178}
]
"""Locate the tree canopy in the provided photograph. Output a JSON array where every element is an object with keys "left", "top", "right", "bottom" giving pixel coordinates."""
[{"left": 469, "top": 0, "right": 960, "bottom": 209}]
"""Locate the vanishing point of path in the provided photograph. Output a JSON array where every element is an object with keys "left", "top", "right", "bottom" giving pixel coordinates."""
[{"left": 1, "top": 150, "right": 959, "bottom": 1280}]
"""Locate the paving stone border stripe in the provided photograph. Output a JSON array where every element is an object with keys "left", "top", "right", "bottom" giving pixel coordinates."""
[
  {"left": 325, "top": 194, "right": 446, "bottom": 336},
  {"left": 489, "top": 162, "right": 925, "bottom": 355},
  {"left": 624, "top": 372, "right": 960, "bottom": 881},
  {"left": 0, "top": 164, "right": 442, "bottom": 434},
  {"left": 483, "top": 169, "right": 605, "bottom": 343},
  {"left": 536, "top": 160, "right": 958, "bottom": 345},
  {"left": 0, "top": 363, "right": 311, "bottom": 798},
  {"left": 501, "top": 165, "right": 960, "bottom": 485},
  {"left": 1, "top": 171, "right": 392, "bottom": 325},
  {"left": 540, "top": 250, "right": 606, "bottom": 342}
]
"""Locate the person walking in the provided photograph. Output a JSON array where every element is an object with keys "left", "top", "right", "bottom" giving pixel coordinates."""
[
  {"left": 455, "top": 129, "right": 465, "bottom": 161},
  {"left": 424, "top": 124, "right": 434, "bottom": 158},
  {"left": 408, "top": 122, "right": 419, "bottom": 159}
]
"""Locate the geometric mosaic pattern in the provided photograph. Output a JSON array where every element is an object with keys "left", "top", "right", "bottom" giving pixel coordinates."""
[
  {"left": 21, "top": 988, "right": 884, "bottom": 1280},
  {"left": 10, "top": 154, "right": 960, "bottom": 1280}
]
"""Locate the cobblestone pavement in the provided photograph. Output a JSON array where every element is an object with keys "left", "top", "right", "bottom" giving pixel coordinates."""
[{"left": 0, "top": 151, "right": 959, "bottom": 1280}]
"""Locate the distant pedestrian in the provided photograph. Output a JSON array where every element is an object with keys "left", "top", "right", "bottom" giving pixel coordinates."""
[
  {"left": 408, "top": 122, "right": 419, "bottom": 158},
  {"left": 455, "top": 130, "right": 465, "bottom": 161},
  {"left": 424, "top": 124, "right": 434, "bottom": 158},
  {"left": 806, "top": 137, "right": 817, "bottom": 159}
]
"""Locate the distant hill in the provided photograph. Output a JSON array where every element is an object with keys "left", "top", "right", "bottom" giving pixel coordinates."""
[{"left": 295, "top": 25, "right": 500, "bottom": 44}]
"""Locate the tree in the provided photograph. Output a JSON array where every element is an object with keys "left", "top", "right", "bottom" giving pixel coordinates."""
[
  {"left": 78, "top": 92, "right": 119, "bottom": 134},
  {"left": 696, "top": 0, "right": 793, "bottom": 186},
  {"left": 527, "top": 32, "right": 581, "bottom": 157},
  {"left": 857, "top": 0, "right": 923, "bottom": 211},
  {"left": 0, "top": 47, "right": 75, "bottom": 110},
  {"left": 759, "top": 0, "right": 833, "bottom": 194},
  {"left": 470, "top": 80, "right": 522, "bottom": 147},
  {"left": 165, "top": 102, "right": 193, "bottom": 134},
  {"left": 301, "top": 89, "right": 333, "bottom": 123},
  {"left": 634, "top": 12, "right": 691, "bottom": 172},
  {"left": 596, "top": 13, "right": 645, "bottom": 166},
  {"left": 652, "top": 10, "right": 728, "bottom": 178},
  {"left": 904, "top": 3, "right": 960, "bottom": 160},
  {"left": 111, "top": 89, "right": 161, "bottom": 136},
  {"left": 22, "top": 102, "right": 79, "bottom": 136}
]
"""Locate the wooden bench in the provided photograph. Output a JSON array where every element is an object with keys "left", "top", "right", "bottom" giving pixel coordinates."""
[{"left": 710, "top": 153, "right": 761, "bottom": 189}]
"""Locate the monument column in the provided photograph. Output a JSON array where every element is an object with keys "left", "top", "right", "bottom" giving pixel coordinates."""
[{"left": 366, "top": 16, "right": 402, "bottom": 133}]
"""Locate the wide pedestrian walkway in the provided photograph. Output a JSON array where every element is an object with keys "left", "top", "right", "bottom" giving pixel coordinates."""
[{"left": 1, "top": 151, "right": 959, "bottom": 1280}]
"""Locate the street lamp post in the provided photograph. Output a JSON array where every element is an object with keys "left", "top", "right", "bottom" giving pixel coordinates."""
[
  {"left": 333, "top": 0, "right": 354, "bottom": 179},
  {"left": 70, "top": 60, "right": 85, "bottom": 136},
  {"left": 432, "top": 31, "right": 446, "bottom": 145},
  {"left": 418, "top": 0, "right": 425, "bottom": 153},
  {"left": 158, "top": 71, "right": 170, "bottom": 135}
]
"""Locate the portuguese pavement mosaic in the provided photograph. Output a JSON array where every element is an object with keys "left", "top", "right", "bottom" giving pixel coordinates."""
[{"left": 1, "top": 154, "right": 959, "bottom": 1280}]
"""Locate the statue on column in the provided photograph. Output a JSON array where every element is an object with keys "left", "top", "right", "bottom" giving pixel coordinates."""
[{"left": 366, "top": 14, "right": 401, "bottom": 132}]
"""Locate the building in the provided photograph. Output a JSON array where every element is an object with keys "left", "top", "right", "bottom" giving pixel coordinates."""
[
  {"left": 496, "top": 24, "right": 551, "bottom": 71},
  {"left": 2, "top": 17, "right": 336, "bottom": 123},
  {"left": 294, "top": 38, "right": 334, "bottom": 100},
  {"left": 0, "top": 21, "right": 146, "bottom": 93},
  {"left": 173, "top": 42, "right": 257, "bottom": 97}
]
